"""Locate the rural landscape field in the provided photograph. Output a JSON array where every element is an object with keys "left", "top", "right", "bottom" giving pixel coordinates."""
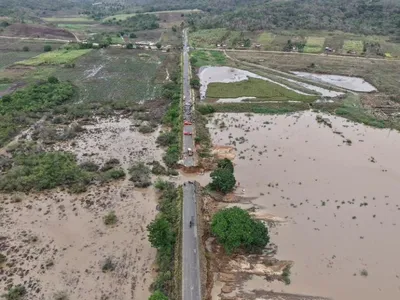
[{"left": 1, "top": 1, "right": 400, "bottom": 300}]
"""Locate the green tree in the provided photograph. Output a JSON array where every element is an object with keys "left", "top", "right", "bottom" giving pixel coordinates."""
[
  {"left": 190, "top": 78, "right": 200, "bottom": 89},
  {"left": 211, "top": 206, "right": 269, "bottom": 254},
  {"left": 147, "top": 217, "right": 174, "bottom": 249},
  {"left": 189, "top": 56, "right": 197, "bottom": 65},
  {"left": 149, "top": 291, "right": 168, "bottom": 300},
  {"left": 217, "top": 158, "right": 234, "bottom": 173},
  {"left": 129, "top": 32, "right": 137, "bottom": 38},
  {"left": 22, "top": 46, "right": 29, "bottom": 52},
  {"left": 156, "top": 42, "right": 162, "bottom": 49},
  {"left": 209, "top": 168, "right": 236, "bottom": 194},
  {"left": 127, "top": 43, "right": 134, "bottom": 49},
  {"left": 43, "top": 45, "right": 52, "bottom": 52}
]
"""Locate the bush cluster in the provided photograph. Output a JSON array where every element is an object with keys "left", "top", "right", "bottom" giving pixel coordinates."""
[
  {"left": 211, "top": 206, "right": 270, "bottom": 254},
  {"left": 129, "top": 162, "right": 151, "bottom": 188},
  {"left": 209, "top": 158, "right": 236, "bottom": 194}
]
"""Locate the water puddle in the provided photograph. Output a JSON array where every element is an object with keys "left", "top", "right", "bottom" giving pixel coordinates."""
[
  {"left": 208, "top": 112, "right": 400, "bottom": 300},
  {"left": 292, "top": 72, "right": 377, "bottom": 92}
]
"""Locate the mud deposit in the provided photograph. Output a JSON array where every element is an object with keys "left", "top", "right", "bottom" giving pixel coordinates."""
[
  {"left": 207, "top": 112, "right": 400, "bottom": 300},
  {"left": 292, "top": 72, "right": 377, "bottom": 92},
  {"left": 0, "top": 117, "right": 162, "bottom": 300}
]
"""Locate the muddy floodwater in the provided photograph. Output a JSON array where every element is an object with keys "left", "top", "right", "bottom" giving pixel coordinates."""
[
  {"left": 208, "top": 112, "right": 400, "bottom": 300},
  {"left": 292, "top": 72, "right": 377, "bottom": 92}
]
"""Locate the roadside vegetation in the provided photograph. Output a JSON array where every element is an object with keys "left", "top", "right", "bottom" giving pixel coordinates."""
[
  {"left": 147, "top": 181, "right": 182, "bottom": 299},
  {"left": 211, "top": 206, "right": 270, "bottom": 254},
  {"left": 157, "top": 69, "right": 182, "bottom": 168}
]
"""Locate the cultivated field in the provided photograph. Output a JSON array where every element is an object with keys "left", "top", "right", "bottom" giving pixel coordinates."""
[
  {"left": 56, "top": 49, "right": 170, "bottom": 104},
  {"left": 16, "top": 49, "right": 92, "bottom": 66}
]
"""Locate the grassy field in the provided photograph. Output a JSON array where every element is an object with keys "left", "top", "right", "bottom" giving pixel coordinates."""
[
  {"left": 56, "top": 24, "right": 94, "bottom": 31},
  {"left": 342, "top": 40, "right": 364, "bottom": 54},
  {"left": 191, "top": 50, "right": 226, "bottom": 67},
  {"left": 56, "top": 49, "right": 168, "bottom": 103},
  {"left": 16, "top": 49, "right": 92, "bottom": 66},
  {"left": 0, "top": 51, "right": 42, "bottom": 69},
  {"left": 0, "top": 38, "right": 66, "bottom": 52},
  {"left": 0, "top": 83, "right": 10, "bottom": 91},
  {"left": 257, "top": 32, "right": 275, "bottom": 45},
  {"left": 304, "top": 36, "right": 325, "bottom": 53},
  {"left": 103, "top": 9, "right": 201, "bottom": 22},
  {"left": 206, "top": 78, "right": 317, "bottom": 102},
  {"left": 43, "top": 16, "right": 95, "bottom": 23},
  {"left": 189, "top": 28, "right": 229, "bottom": 48}
]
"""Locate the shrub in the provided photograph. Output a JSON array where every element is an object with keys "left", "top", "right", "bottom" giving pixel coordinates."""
[
  {"left": 22, "top": 46, "right": 29, "bottom": 52},
  {"left": 147, "top": 216, "right": 175, "bottom": 249},
  {"left": 149, "top": 291, "right": 168, "bottom": 300},
  {"left": 129, "top": 162, "right": 151, "bottom": 188},
  {"left": 211, "top": 206, "right": 269, "bottom": 254},
  {"left": 48, "top": 76, "right": 59, "bottom": 84},
  {"left": 154, "top": 178, "right": 169, "bottom": 190},
  {"left": 102, "top": 257, "right": 115, "bottom": 272},
  {"left": 0, "top": 253, "right": 6, "bottom": 264},
  {"left": 151, "top": 161, "right": 168, "bottom": 175},
  {"left": 127, "top": 43, "right": 133, "bottom": 49},
  {"left": 163, "top": 145, "right": 180, "bottom": 168},
  {"left": 129, "top": 33, "right": 137, "bottom": 38},
  {"left": 282, "top": 265, "right": 291, "bottom": 285},
  {"left": 2, "top": 285, "right": 26, "bottom": 300},
  {"left": 0, "top": 152, "right": 91, "bottom": 192},
  {"left": 101, "top": 168, "right": 125, "bottom": 181},
  {"left": 44, "top": 45, "right": 52, "bottom": 52},
  {"left": 103, "top": 211, "right": 117, "bottom": 225},
  {"left": 360, "top": 269, "right": 368, "bottom": 277},
  {"left": 138, "top": 124, "right": 155, "bottom": 134},
  {"left": 197, "top": 104, "right": 215, "bottom": 115},
  {"left": 100, "top": 158, "right": 120, "bottom": 172},
  {"left": 80, "top": 161, "right": 99, "bottom": 172},
  {"left": 209, "top": 168, "right": 236, "bottom": 194},
  {"left": 156, "top": 42, "right": 162, "bottom": 49},
  {"left": 156, "top": 132, "right": 177, "bottom": 147},
  {"left": 53, "top": 291, "right": 68, "bottom": 300},
  {"left": 217, "top": 158, "right": 234, "bottom": 173},
  {"left": 190, "top": 78, "right": 200, "bottom": 89}
]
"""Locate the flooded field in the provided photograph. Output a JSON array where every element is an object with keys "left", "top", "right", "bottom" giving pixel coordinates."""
[
  {"left": 199, "top": 66, "right": 344, "bottom": 102},
  {"left": 292, "top": 72, "right": 377, "bottom": 92},
  {"left": 207, "top": 112, "right": 400, "bottom": 300},
  {"left": 199, "top": 66, "right": 313, "bottom": 100},
  {"left": 0, "top": 117, "right": 163, "bottom": 300}
]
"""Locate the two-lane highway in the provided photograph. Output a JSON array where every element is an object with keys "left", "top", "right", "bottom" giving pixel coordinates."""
[
  {"left": 182, "top": 28, "right": 202, "bottom": 300},
  {"left": 182, "top": 28, "right": 195, "bottom": 167},
  {"left": 182, "top": 182, "right": 201, "bottom": 300}
]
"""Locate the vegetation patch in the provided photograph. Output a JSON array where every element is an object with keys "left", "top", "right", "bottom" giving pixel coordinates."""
[
  {"left": 2, "top": 285, "right": 26, "bottom": 300},
  {"left": 105, "top": 14, "right": 159, "bottom": 31},
  {"left": 129, "top": 162, "right": 151, "bottom": 188},
  {"left": 343, "top": 40, "right": 364, "bottom": 54},
  {"left": 190, "top": 50, "right": 226, "bottom": 67},
  {"left": 189, "top": 28, "right": 229, "bottom": 48},
  {"left": 0, "top": 79, "right": 74, "bottom": 147},
  {"left": 0, "top": 151, "right": 91, "bottom": 193},
  {"left": 206, "top": 78, "right": 317, "bottom": 102},
  {"left": 257, "top": 32, "right": 275, "bottom": 46},
  {"left": 209, "top": 158, "right": 236, "bottom": 194},
  {"left": 16, "top": 49, "right": 91, "bottom": 66},
  {"left": 304, "top": 36, "right": 325, "bottom": 53},
  {"left": 199, "top": 102, "right": 309, "bottom": 114},
  {"left": 103, "top": 211, "right": 118, "bottom": 226},
  {"left": 211, "top": 206, "right": 270, "bottom": 254}
]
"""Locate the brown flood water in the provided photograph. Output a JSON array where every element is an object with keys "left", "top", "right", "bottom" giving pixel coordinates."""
[{"left": 208, "top": 112, "right": 400, "bottom": 300}]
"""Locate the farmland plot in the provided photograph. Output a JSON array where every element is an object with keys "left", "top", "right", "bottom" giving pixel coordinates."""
[{"left": 57, "top": 49, "right": 167, "bottom": 103}]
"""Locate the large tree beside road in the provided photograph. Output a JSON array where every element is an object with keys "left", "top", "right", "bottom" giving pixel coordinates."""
[{"left": 211, "top": 206, "right": 269, "bottom": 254}]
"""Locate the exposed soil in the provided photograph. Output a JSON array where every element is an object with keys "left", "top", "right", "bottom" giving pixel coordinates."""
[{"left": 2, "top": 24, "right": 75, "bottom": 40}]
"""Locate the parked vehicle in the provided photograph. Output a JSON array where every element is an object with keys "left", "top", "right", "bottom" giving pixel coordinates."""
[{"left": 184, "top": 131, "right": 192, "bottom": 135}]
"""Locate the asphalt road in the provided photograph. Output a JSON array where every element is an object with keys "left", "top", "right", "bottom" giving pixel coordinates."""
[
  {"left": 182, "top": 182, "right": 201, "bottom": 300},
  {"left": 182, "top": 28, "right": 195, "bottom": 167}
]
